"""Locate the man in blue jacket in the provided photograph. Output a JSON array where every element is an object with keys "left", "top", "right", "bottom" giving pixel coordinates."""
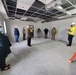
[{"left": 14, "top": 26, "right": 20, "bottom": 43}]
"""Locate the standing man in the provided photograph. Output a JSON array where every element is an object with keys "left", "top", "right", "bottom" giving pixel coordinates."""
[
  {"left": 0, "top": 25, "right": 11, "bottom": 71},
  {"left": 22, "top": 27, "right": 26, "bottom": 40},
  {"left": 66, "top": 22, "right": 76, "bottom": 46},
  {"left": 14, "top": 26, "right": 20, "bottom": 43},
  {"left": 30, "top": 27, "right": 34, "bottom": 38},
  {"left": 44, "top": 28, "right": 49, "bottom": 38},
  {"left": 27, "top": 25, "right": 32, "bottom": 46},
  {"left": 37, "top": 28, "right": 42, "bottom": 38},
  {"left": 51, "top": 26, "right": 57, "bottom": 41}
]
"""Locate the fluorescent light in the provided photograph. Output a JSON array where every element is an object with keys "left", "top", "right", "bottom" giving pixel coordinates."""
[
  {"left": 3, "top": 21, "right": 7, "bottom": 33},
  {"left": 21, "top": 17, "right": 27, "bottom": 20},
  {"left": 66, "top": 12, "right": 71, "bottom": 15},
  {"left": 57, "top": 5, "right": 63, "bottom": 9}
]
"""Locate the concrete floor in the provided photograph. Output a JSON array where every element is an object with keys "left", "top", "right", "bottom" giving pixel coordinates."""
[{"left": 0, "top": 38, "right": 76, "bottom": 75}]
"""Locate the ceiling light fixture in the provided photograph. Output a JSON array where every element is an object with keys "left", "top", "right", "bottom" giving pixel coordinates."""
[
  {"left": 66, "top": 12, "right": 71, "bottom": 15},
  {"left": 57, "top": 5, "right": 63, "bottom": 9},
  {"left": 21, "top": 17, "right": 27, "bottom": 20}
]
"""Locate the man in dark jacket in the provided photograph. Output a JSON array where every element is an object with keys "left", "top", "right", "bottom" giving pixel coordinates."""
[
  {"left": 0, "top": 26, "right": 11, "bottom": 71},
  {"left": 14, "top": 26, "right": 20, "bottom": 43},
  {"left": 27, "top": 25, "right": 32, "bottom": 46},
  {"left": 22, "top": 27, "right": 26, "bottom": 40},
  {"left": 44, "top": 28, "right": 49, "bottom": 38}
]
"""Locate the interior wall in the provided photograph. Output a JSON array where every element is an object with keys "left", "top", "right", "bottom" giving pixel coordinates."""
[
  {"left": 40, "top": 18, "right": 76, "bottom": 44},
  {"left": 6, "top": 17, "right": 76, "bottom": 44},
  {"left": 5, "top": 20, "right": 36, "bottom": 42}
]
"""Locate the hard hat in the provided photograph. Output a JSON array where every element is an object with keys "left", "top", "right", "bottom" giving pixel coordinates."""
[
  {"left": 15, "top": 26, "right": 17, "bottom": 28},
  {"left": 72, "top": 22, "right": 75, "bottom": 25}
]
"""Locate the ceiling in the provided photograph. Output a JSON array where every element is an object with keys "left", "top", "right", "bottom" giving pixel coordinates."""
[{"left": 1, "top": 0, "right": 76, "bottom": 23}]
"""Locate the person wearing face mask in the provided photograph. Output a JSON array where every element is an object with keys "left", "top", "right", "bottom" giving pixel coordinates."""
[
  {"left": 0, "top": 25, "right": 11, "bottom": 71},
  {"left": 0, "top": 25, "right": 3, "bottom": 34},
  {"left": 66, "top": 22, "right": 76, "bottom": 46}
]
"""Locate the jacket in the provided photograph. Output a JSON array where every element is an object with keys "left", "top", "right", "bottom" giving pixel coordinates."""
[
  {"left": 0, "top": 33, "right": 11, "bottom": 59},
  {"left": 22, "top": 29, "right": 26, "bottom": 34},
  {"left": 51, "top": 28, "right": 57, "bottom": 35},
  {"left": 27, "top": 28, "right": 31, "bottom": 38},
  {"left": 14, "top": 28, "right": 20, "bottom": 36},
  {"left": 68, "top": 26, "right": 76, "bottom": 36}
]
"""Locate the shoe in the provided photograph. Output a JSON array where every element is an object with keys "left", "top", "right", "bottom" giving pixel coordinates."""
[
  {"left": 5, "top": 64, "right": 10, "bottom": 67},
  {"left": 66, "top": 44, "right": 71, "bottom": 46},
  {"left": 2, "top": 66, "right": 10, "bottom": 71},
  {"left": 28, "top": 45, "right": 32, "bottom": 46}
]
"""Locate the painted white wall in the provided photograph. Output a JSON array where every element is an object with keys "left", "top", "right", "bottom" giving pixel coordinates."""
[
  {"left": 40, "top": 18, "right": 76, "bottom": 44},
  {"left": 6, "top": 17, "right": 76, "bottom": 44},
  {"left": 5, "top": 20, "right": 36, "bottom": 42}
]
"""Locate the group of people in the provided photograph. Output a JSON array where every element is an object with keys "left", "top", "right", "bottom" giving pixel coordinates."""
[
  {"left": 37, "top": 26, "right": 57, "bottom": 40},
  {"left": 0, "top": 22, "right": 76, "bottom": 71},
  {"left": 14, "top": 26, "right": 26, "bottom": 43},
  {"left": 0, "top": 25, "right": 33, "bottom": 71},
  {"left": 14, "top": 26, "right": 57, "bottom": 45},
  {"left": 14, "top": 23, "right": 76, "bottom": 47},
  {"left": 14, "top": 25, "right": 33, "bottom": 46}
]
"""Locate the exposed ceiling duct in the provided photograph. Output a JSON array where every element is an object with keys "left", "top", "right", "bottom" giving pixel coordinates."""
[{"left": 1, "top": 0, "right": 76, "bottom": 22}]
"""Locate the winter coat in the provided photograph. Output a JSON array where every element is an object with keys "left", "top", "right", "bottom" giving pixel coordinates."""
[
  {"left": 14, "top": 28, "right": 20, "bottom": 36},
  {"left": 27, "top": 28, "right": 31, "bottom": 38},
  {"left": 44, "top": 28, "right": 48, "bottom": 34},
  {"left": 51, "top": 28, "right": 57, "bottom": 35},
  {"left": 0, "top": 33, "right": 11, "bottom": 59},
  {"left": 22, "top": 29, "right": 26, "bottom": 35}
]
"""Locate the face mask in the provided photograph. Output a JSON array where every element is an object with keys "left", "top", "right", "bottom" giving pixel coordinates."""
[{"left": 0, "top": 28, "right": 3, "bottom": 33}]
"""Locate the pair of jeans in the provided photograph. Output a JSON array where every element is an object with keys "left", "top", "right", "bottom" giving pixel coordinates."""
[
  {"left": 15, "top": 35, "right": 19, "bottom": 43},
  {"left": 68, "top": 34, "right": 74, "bottom": 46}
]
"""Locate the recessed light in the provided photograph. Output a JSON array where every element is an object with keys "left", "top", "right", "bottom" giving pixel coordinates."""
[
  {"left": 57, "top": 5, "right": 63, "bottom": 9},
  {"left": 66, "top": 12, "right": 71, "bottom": 15}
]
